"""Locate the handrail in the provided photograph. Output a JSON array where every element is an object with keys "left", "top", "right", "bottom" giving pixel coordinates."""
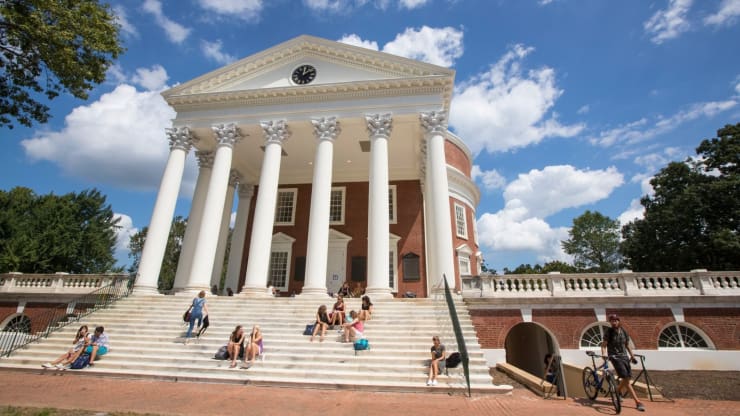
[
  {"left": 441, "top": 274, "right": 471, "bottom": 396},
  {"left": 0, "top": 275, "right": 133, "bottom": 358}
]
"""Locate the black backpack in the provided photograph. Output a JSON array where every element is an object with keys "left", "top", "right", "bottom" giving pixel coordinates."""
[{"left": 446, "top": 352, "right": 461, "bottom": 368}]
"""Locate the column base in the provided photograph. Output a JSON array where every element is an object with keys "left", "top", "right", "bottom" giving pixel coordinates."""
[
  {"left": 364, "top": 287, "right": 394, "bottom": 299},
  {"left": 239, "top": 286, "right": 274, "bottom": 298},
  {"left": 298, "top": 286, "right": 332, "bottom": 298},
  {"left": 131, "top": 286, "right": 163, "bottom": 296}
]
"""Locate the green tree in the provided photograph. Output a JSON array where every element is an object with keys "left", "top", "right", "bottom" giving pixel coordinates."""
[
  {"left": 128, "top": 216, "right": 186, "bottom": 291},
  {"left": 621, "top": 123, "right": 740, "bottom": 271},
  {"left": 562, "top": 210, "right": 621, "bottom": 273},
  {"left": 0, "top": 0, "right": 124, "bottom": 129},
  {"left": 0, "top": 187, "right": 120, "bottom": 273},
  {"left": 541, "top": 260, "right": 578, "bottom": 274}
]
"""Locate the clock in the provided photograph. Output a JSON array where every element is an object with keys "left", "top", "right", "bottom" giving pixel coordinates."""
[{"left": 291, "top": 64, "right": 317, "bottom": 85}]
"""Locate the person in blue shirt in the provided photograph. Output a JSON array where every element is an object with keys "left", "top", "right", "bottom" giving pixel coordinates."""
[{"left": 185, "top": 290, "right": 209, "bottom": 343}]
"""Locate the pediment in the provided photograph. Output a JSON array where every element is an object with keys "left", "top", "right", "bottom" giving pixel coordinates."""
[{"left": 162, "top": 35, "right": 454, "bottom": 100}]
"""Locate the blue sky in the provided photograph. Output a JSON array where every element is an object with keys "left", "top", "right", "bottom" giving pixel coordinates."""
[{"left": 2, "top": 0, "right": 739, "bottom": 273}]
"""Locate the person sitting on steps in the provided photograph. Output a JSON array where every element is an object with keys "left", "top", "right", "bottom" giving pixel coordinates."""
[
  {"left": 427, "top": 335, "right": 446, "bottom": 386},
  {"left": 338, "top": 281, "right": 351, "bottom": 297},
  {"left": 86, "top": 326, "right": 109, "bottom": 367},
  {"left": 227, "top": 325, "right": 245, "bottom": 368},
  {"left": 330, "top": 295, "right": 346, "bottom": 329},
  {"left": 243, "top": 325, "right": 263, "bottom": 369},
  {"left": 342, "top": 310, "right": 365, "bottom": 343},
  {"left": 310, "top": 305, "right": 331, "bottom": 342},
  {"left": 359, "top": 295, "right": 373, "bottom": 321},
  {"left": 42, "top": 325, "right": 91, "bottom": 370}
]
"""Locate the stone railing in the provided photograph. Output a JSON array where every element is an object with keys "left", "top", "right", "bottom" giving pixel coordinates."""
[
  {"left": 461, "top": 270, "right": 740, "bottom": 298},
  {"left": 0, "top": 273, "right": 129, "bottom": 295}
]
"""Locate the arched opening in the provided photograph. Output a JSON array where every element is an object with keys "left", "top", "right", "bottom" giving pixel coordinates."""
[{"left": 505, "top": 322, "right": 560, "bottom": 378}]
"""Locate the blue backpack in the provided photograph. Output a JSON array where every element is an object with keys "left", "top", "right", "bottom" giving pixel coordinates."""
[
  {"left": 353, "top": 338, "right": 369, "bottom": 352},
  {"left": 70, "top": 353, "right": 91, "bottom": 369}
]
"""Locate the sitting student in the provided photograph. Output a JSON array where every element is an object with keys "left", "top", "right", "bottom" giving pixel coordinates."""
[
  {"left": 42, "top": 325, "right": 91, "bottom": 370},
  {"left": 427, "top": 336, "right": 446, "bottom": 386},
  {"left": 227, "top": 325, "right": 246, "bottom": 368},
  {"left": 342, "top": 310, "right": 365, "bottom": 343},
  {"left": 310, "top": 305, "right": 331, "bottom": 342},
  {"left": 330, "top": 295, "right": 346, "bottom": 328},
  {"left": 338, "top": 281, "right": 351, "bottom": 297},
  {"left": 86, "top": 326, "right": 109, "bottom": 366},
  {"left": 351, "top": 282, "right": 364, "bottom": 298},
  {"left": 243, "top": 325, "right": 264, "bottom": 369},
  {"left": 359, "top": 295, "right": 374, "bottom": 321}
]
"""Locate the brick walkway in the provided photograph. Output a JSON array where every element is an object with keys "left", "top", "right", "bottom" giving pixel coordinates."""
[{"left": 0, "top": 371, "right": 738, "bottom": 416}]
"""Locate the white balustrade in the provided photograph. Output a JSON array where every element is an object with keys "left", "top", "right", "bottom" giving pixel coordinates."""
[{"left": 0, "top": 273, "right": 128, "bottom": 295}]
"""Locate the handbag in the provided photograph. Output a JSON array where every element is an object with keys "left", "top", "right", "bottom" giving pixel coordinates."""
[{"left": 183, "top": 310, "right": 191, "bottom": 322}]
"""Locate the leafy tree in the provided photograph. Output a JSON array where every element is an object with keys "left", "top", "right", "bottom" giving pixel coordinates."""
[
  {"left": 562, "top": 210, "right": 622, "bottom": 273},
  {"left": 0, "top": 187, "right": 120, "bottom": 273},
  {"left": 0, "top": 0, "right": 124, "bottom": 129},
  {"left": 621, "top": 123, "right": 740, "bottom": 271},
  {"left": 503, "top": 261, "right": 578, "bottom": 274}
]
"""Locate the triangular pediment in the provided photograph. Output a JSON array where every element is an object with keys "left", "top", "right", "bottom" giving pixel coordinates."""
[{"left": 162, "top": 35, "right": 454, "bottom": 100}]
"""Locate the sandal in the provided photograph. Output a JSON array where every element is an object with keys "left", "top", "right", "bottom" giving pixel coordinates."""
[{"left": 229, "top": 362, "right": 237, "bottom": 368}]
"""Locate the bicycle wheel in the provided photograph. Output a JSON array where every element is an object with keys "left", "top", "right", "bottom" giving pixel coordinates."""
[
  {"left": 606, "top": 372, "right": 622, "bottom": 414},
  {"left": 582, "top": 367, "right": 599, "bottom": 400}
]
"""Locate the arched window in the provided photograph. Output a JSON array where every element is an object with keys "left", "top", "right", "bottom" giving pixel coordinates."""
[
  {"left": 2, "top": 315, "right": 31, "bottom": 333},
  {"left": 658, "top": 323, "right": 712, "bottom": 349},
  {"left": 580, "top": 323, "right": 610, "bottom": 348}
]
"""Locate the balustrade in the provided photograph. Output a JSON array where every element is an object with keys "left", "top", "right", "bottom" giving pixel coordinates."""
[{"left": 0, "top": 273, "right": 127, "bottom": 294}]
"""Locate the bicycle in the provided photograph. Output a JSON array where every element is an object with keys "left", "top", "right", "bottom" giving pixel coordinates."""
[{"left": 582, "top": 351, "right": 622, "bottom": 414}]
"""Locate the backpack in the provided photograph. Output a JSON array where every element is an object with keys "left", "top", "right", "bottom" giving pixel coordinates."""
[
  {"left": 353, "top": 338, "right": 369, "bottom": 351},
  {"left": 70, "top": 353, "right": 91, "bottom": 369},
  {"left": 214, "top": 345, "right": 229, "bottom": 360},
  {"left": 303, "top": 324, "right": 315, "bottom": 336},
  {"left": 446, "top": 352, "right": 461, "bottom": 368}
]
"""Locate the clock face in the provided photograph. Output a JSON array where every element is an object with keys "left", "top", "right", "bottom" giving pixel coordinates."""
[{"left": 291, "top": 64, "right": 317, "bottom": 85}]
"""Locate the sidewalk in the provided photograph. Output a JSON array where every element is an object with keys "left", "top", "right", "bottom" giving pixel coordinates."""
[{"left": 0, "top": 370, "right": 738, "bottom": 416}]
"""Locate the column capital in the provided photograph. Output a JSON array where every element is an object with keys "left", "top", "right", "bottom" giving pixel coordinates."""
[
  {"left": 420, "top": 111, "right": 447, "bottom": 135},
  {"left": 166, "top": 126, "right": 196, "bottom": 151},
  {"left": 196, "top": 150, "right": 214, "bottom": 169},
  {"left": 365, "top": 113, "right": 392, "bottom": 138},
  {"left": 238, "top": 183, "right": 254, "bottom": 199},
  {"left": 311, "top": 116, "right": 341, "bottom": 142},
  {"left": 260, "top": 119, "right": 291, "bottom": 145},
  {"left": 212, "top": 123, "right": 243, "bottom": 148},
  {"left": 229, "top": 169, "right": 242, "bottom": 187}
]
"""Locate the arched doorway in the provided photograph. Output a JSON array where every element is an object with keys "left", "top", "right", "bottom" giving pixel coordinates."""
[{"left": 505, "top": 322, "right": 559, "bottom": 378}]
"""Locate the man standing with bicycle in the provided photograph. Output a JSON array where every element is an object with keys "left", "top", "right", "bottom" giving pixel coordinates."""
[{"left": 601, "top": 314, "right": 646, "bottom": 412}]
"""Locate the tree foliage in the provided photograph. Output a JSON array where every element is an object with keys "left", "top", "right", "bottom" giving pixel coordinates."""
[
  {"left": 0, "top": 0, "right": 124, "bottom": 129},
  {"left": 503, "top": 261, "right": 578, "bottom": 274},
  {"left": 0, "top": 187, "right": 120, "bottom": 273},
  {"left": 621, "top": 123, "right": 740, "bottom": 271},
  {"left": 128, "top": 216, "right": 186, "bottom": 292},
  {"left": 561, "top": 210, "right": 622, "bottom": 272}
]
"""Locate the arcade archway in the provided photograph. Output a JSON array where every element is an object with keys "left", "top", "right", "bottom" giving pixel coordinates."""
[{"left": 505, "top": 322, "right": 560, "bottom": 378}]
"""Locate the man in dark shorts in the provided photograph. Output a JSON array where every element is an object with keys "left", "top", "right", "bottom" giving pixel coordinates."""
[{"left": 601, "top": 314, "right": 645, "bottom": 412}]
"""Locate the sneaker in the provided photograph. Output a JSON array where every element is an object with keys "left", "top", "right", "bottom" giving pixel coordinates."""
[
  {"left": 41, "top": 363, "right": 54, "bottom": 369},
  {"left": 426, "top": 379, "right": 432, "bottom": 386},
  {"left": 636, "top": 403, "right": 645, "bottom": 412},
  {"left": 55, "top": 364, "right": 65, "bottom": 370},
  {"left": 431, "top": 380, "right": 438, "bottom": 386}
]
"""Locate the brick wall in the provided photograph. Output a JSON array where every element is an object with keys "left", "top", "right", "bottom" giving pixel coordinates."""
[
  {"left": 0, "top": 303, "right": 19, "bottom": 326},
  {"left": 445, "top": 140, "right": 471, "bottom": 177},
  {"left": 470, "top": 309, "right": 522, "bottom": 348},
  {"left": 684, "top": 308, "right": 740, "bottom": 349},
  {"left": 604, "top": 308, "right": 673, "bottom": 349},
  {"left": 532, "top": 309, "right": 597, "bottom": 349}
]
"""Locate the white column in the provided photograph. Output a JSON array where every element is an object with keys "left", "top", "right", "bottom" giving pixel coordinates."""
[
  {"left": 302, "top": 117, "right": 341, "bottom": 297},
  {"left": 224, "top": 184, "right": 254, "bottom": 294},
  {"left": 184, "top": 123, "right": 242, "bottom": 293},
  {"left": 134, "top": 127, "right": 195, "bottom": 295},
  {"left": 242, "top": 120, "right": 290, "bottom": 297},
  {"left": 210, "top": 169, "right": 241, "bottom": 291},
  {"left": 365, "top": 113, "right": 393, "bottom": 298},
  {"left": 172, "top": 151, "right": 213, "bottom": 292},
  {"left": 421, "top": 144, "right": 438, "bottom": 295},
  {"left": 421, "top": 111, "right": 455, "bottom": 289}
]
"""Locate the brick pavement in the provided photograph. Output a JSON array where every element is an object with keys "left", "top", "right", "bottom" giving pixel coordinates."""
[{"left": 0, "top": 371, "right": 738, "bottom": 416}]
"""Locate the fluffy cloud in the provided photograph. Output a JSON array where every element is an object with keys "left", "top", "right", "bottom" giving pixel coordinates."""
[
  {"left": 21, "top": 83, "right": 196, "bottom": 195},
  {"left": 113, "top": 213, "right": 138, "bottom": 261},
  {"left": 112, "top": 5, "right": 138, "bottom": 38},
  {"left": 644, "top": 0, "right": 693, "bottom": 44},
  {"left": 201, "top": 39, "right": 237, "bottom": 65},
  {"left": 142, "top": 0, "right": 191, "bottom": 44},
  {"left": 198, "top": 0, "right": 263, "bottom": 21},
  {"left": 338, "top": 34, "right": 379, "bottom": 51},
  {"left": 704, "top": 0, "right": 740, "bottom": 26},
  {"left": 399, "top": 0, "right": 429, "bottom": 9},
  {"left": 131, "top": 65, "right": 169, "bottom": 91},
  {"left": 450, "top": 44, "right": 584, "bottom": 155},
  {"left": 476, "top": 165, "right": 623, "bottom": 260},
  {"left": 471, "top": 165, "right": 507, "bottom": 191},
  {"left": 383, "top": 26, "right": 463, "bottom": 67}
]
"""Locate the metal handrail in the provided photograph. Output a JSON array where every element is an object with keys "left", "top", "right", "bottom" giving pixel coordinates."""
[
  {"left": 441, "top": 274, "right": 471, "bottom": 396},
  {"left": 0, "top": 275, "right": 133, "bottom": 357}
]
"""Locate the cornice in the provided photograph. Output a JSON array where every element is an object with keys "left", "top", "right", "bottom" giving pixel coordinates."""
[{"left": 448, "top": 165, "right": 480, "bottom": 208}]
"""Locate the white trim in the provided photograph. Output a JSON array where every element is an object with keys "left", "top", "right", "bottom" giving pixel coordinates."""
[
  {"left": 389, "top": 185, "right": 397, "bottom": 225},
  {"left": 329, "top": 186, "right": 346, "bottom": 225},
  {"left": 658, "top": 322, "right": 715, "bottom": 350},
  {"left": 269, "top": 232, "right": 296, "bottom": 291},
  {"left": 274, "top": 188, "right": 298, "bottom": 226},
  {"left": 454, "top": 202, "right": 468, "bottom": 239}
]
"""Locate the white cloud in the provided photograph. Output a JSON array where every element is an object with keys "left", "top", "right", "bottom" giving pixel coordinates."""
[
  {"left": 704, "top": 0, "right": 740, "bottom": 26},
  {"left": 471, "top": 165, "right": 507, "bottom": 191},
  {"left": 21, "top": 84, "right": 197, "bottom": 195},
  {"left": 304, "top": 0, "right": 360, "bottom": 12},
  {"left": 201, "top": 39, "right": 237, "bottom": 65},
  {"left": 577, "top": 105, "right": 590, "bottom": 114},
  {"left": 735, "top": 75, "right": 740, "bottom": 94},
  {"left": 476, "top": 165, "right": 623, "bottom": 261},
  {"left": 113, "top": 213, "right": 138, "bottom": 259},
  {"left": 644, "top": 0, "right": 693, "bottom": 44},
  {"left": 198, "top": 0, "right": 263, "bottom": 21},
  {"left": 617, "top": 198, "right": 644, "bottom": 226},
  {"left": 382, "top": 26, "right": 463, "bottom": 67},
  {"left": 230, "top": 211, "right": 237, "bottom": 228},
  {"left": 131, "top": 65, "right": 169, "bottom": 91},
  {"left": 338, "top": 34, "right": 379, "bottom": 51},
  {"left": 399, "top": 0, "right": 429, "bottom": 9},
  {"left": 450, "top": 44, "right": 584, "bottom": 155},
  {"left": 112, "top": 6, "right": 138, "bottom": 38},
  {"left": 142, "top": 0, "right": 191, "bottom": 44}
]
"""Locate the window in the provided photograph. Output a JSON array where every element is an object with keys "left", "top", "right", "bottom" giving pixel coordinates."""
[
  {"left": 403, "top": 253, "right": 420, "bottom": 282},
  {"left": 268, "top": 251, "right": 289, "bottom": 289},
  {"left": 329, "top": 187, "right": 345, "bottom": 224},
  {"left": 580, "top": 324, "right": 610, "bottom": 348},
  {"left": 389, "top": 185, "right": 397, "bottom": 224},
  {"left": 2, "top": 314, "right": 31, "bottom": 333},
  {"left": 658, "top": 324, "right": 712, "bottom": 349},
  {"left": 456, "top": 244, "right": 473, "bottom": 277},
  {"left": 454, "top": 203, "right": 468, "bottom": 239},
  {"left": 274, "top": 189, "right": 297, "bottom": 225},
  {"left": 459, "top": 256, "right": 471, "bottom": 275}
]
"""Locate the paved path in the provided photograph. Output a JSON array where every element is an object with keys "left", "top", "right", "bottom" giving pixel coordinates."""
[{"left": 0, "top": 371, "right": 738, "bottom": 416}]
